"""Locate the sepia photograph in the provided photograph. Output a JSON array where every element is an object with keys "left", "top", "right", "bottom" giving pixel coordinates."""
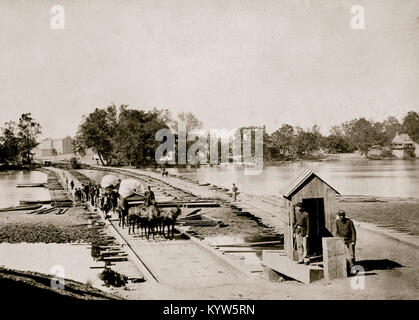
[{"left": 0, "top": 0, "right": 418, "bottom": 311}]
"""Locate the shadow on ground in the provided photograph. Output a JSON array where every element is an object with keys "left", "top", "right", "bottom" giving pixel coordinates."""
[{"left": 356, "top": 259, "right": 403, "bottom": 271}]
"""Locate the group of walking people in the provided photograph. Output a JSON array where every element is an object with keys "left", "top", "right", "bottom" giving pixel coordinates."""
[
  {"left": 73, "top": 182, "right": 102, "bottom": 206},
  {"left": 65, "top": 174, "right": 121, "bottom": 219}
]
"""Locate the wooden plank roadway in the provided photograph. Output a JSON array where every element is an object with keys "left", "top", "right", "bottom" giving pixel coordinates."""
[{"left": 108, "top": 218, "right": 249, "bottom": 289}]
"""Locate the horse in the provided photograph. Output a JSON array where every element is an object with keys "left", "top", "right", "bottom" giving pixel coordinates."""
[
  {"left": 127, "top": 206, "right": 142, "bottom": 235},
  {"left": 110, "top": 190, "right": 119, "bottom": 214},
  {"left": 139, "top": 204, "right": 162, "bottom": 240},
  {"left": 118, "top": 197, "right": 129, "bottom": 228},
  {"left": 102, "top": 196, "right": 112, "bottom": 219},
  {"left": 161, "top": 207, "right": 182, "bottom": 239}
]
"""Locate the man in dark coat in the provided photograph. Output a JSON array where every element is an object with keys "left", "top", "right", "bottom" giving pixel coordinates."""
[
  {"left": 75, "top": 188, "right": 81, "bottom": 202},
  {"left": 144, "top": 186, "right": 155, "bottom": 206},
  {"left": 336, "top": 210, "right": 357, "bottom": 269},
  {"left": 294, "top": 202, "right": 310, "bottom": 265}
]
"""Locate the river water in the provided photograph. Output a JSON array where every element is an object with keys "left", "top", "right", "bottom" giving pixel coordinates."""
[
  {"left": 0, "top": 243, "right": 106, "bottom": 289},
  {"left": 168, "top": 160, "right": 419, "bottom": 198},
  {"left": 0, "top": 170, "right": 51, "bottom": 207},
  {"left": 0, "top": 160, "right": 418, "bottom": 208}
]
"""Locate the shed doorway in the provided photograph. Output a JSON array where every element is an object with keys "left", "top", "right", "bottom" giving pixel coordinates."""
[{"left": 302, "top": 198, "right": 325, "bottom": 257}]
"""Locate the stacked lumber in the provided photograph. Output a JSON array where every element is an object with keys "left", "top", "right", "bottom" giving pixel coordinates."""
[
  {"left": 26, "top": 206, "right": 56, "bottom": 215},
  {"left": 177, "top": 211, "right": 219, "bottom": 227},
  {"left": 0, "top": 204, "right": 43, "bottom": 212},
  {"left": 127, "top": 200, "right": 220, "bottom": 208},
  {"left": 96, "top": 245, "right": 129, "bottom": 262},
  {"left": 55, "top": 208, "right": 69, "bottom": 215},
  {"left": 16, "top": 183, "right": 47, "bottom": 188},
  {"left": 20, "top": 200, "right": 51, "bottom": 205}
]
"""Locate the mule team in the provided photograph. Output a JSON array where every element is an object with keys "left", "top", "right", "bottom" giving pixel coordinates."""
[
  {"left": 123, "top": 204, "right": 182, "bottom": 240},
  {"left": 101, "top": 185, "right": 182, "bottom": 240}
]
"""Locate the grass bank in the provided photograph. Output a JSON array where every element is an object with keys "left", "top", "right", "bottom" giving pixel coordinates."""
[{"left": 338, "top": 198, "right": 419, "bottom": 236}]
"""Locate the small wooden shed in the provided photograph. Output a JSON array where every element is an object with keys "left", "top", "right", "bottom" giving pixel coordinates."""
[{"left": 280, "top": 169, "right": 340, "bottom": 260}]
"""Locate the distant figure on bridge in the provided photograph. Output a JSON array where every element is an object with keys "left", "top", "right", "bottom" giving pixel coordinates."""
[
  {"left": 231, "top": 183, "right": 239, "bottom": 201},
  {"left": 144, "top": 185, "right": 156, "bottom": 206},
  {"left": 161, "top": 166, "right": 168, "bottom": 177},
  {"left": 70, "top": 180, "right": 74, "bottom": 190},
  {"left": 89, "top": 185, "right": 96, "bottom": 206},
  {"left": 74, "top": 188, "right": 82, "bottom": 202},
  {"left": 83, "top": 183, "right": 90, "bottom": 202},
  {"left": 95, "top": 184, "right": 100, "bottom": 207},
  {"left": 335, "top": 210, "right": 357, "bottom": 271}
]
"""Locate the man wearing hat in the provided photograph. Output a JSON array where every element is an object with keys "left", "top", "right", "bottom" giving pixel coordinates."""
[
  {"left": 144, "top": 185, "right": 155, "bottom": 206},
  {"left": 293, "top": 202, "right": 310, "bottom": 265},
  {"left": 336, "top": 210, "right": 357, "bottom": 269}
]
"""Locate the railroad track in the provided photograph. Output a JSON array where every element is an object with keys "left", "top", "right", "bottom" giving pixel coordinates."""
[
  {"left": 106, "top": 219, "right": 159, "bottom": 284},
  {"left": 58, "top": 167, "right": 279, "bottom": 287},
  {"left": 49, "top": 167, "right": 160, "bottom": 284}
]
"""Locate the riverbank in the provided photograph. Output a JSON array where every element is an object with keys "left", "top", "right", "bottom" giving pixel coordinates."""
[
  {"left": 0, "top": 267, "right": 120, "bottom": 300},
  {"left": 338, "top": 198, "right": 419, "bottom": 236},
  {"left": 0, "top": 168, "right": 148, "bottom": 300}
]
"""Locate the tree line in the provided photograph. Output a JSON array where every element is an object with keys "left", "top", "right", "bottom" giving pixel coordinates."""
[
  {"left": 1, "top": 108, "right": 418, "bottom": 167},
  {"left": 264, "top": 111, "right": 419, "bottom": 160},
  {"left": 74, "top": 104, "right": 203, "bottom": 166},
  {"left": 0, "top": 113, "right": 41, "bottom": 166},
  {"left": 75, "top": 104, "right": 419, "bottom": 165}
]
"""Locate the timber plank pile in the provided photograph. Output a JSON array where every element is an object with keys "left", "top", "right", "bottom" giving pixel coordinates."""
[
  {"left": 127, "top": 199, "right": 220, "bottom": 208},
  {"left": 0, "top": 204, "right": 43, "bottom": 212},
  {"left": 177, "top": 210, "right": 220, "bottom": 227},
  {"left": 95, "top": 167, "right": 221, "bottom": 209}
]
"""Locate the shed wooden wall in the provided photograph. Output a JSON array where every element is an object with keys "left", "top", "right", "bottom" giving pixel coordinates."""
[{"left": 283, "top": 176, "right": 338, "bottom": 259}]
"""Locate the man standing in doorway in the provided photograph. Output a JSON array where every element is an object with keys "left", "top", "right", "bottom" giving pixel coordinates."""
[
  {"left": 336, "top": 210, "right": 356, "bottom": 270},
  {"left": 294, "top": 202, "right": 310, "bottom": 265}
]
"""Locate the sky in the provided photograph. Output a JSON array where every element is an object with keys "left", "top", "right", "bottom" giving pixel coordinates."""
[{"left": 0, "top": 0, "right": 418, "bottom": 139}]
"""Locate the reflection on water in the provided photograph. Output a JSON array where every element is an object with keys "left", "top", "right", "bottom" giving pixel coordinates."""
[
  {"left": 170, "top": 160, "right": 419, "bottom": 198},
  {"left": 0, "top": 171, "right": 51, "bottom": 207},
  {"left": 0, "top": 243, "right": 106, "bottom": 289}
]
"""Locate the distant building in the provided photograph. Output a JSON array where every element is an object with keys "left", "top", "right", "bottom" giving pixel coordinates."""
[
  {"left": 367, "top": 145, "right": 382, "bottom": 157},
  {"left": 62, "top": 136, "right": 74, "bottom": 154},
  {"left": 391, "top": 133, "right": 415, "bottom": 159},
  {"left": 34, "top": 136, "right": 75, "bottom": 157}
]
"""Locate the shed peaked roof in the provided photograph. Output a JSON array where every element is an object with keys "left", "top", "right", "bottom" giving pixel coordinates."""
[
  {"left": 391, "top": 133, "right": 414, "bottom": 145},
  {"left": 280, "top": 169, "right": 340, "bottom": 199}
]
